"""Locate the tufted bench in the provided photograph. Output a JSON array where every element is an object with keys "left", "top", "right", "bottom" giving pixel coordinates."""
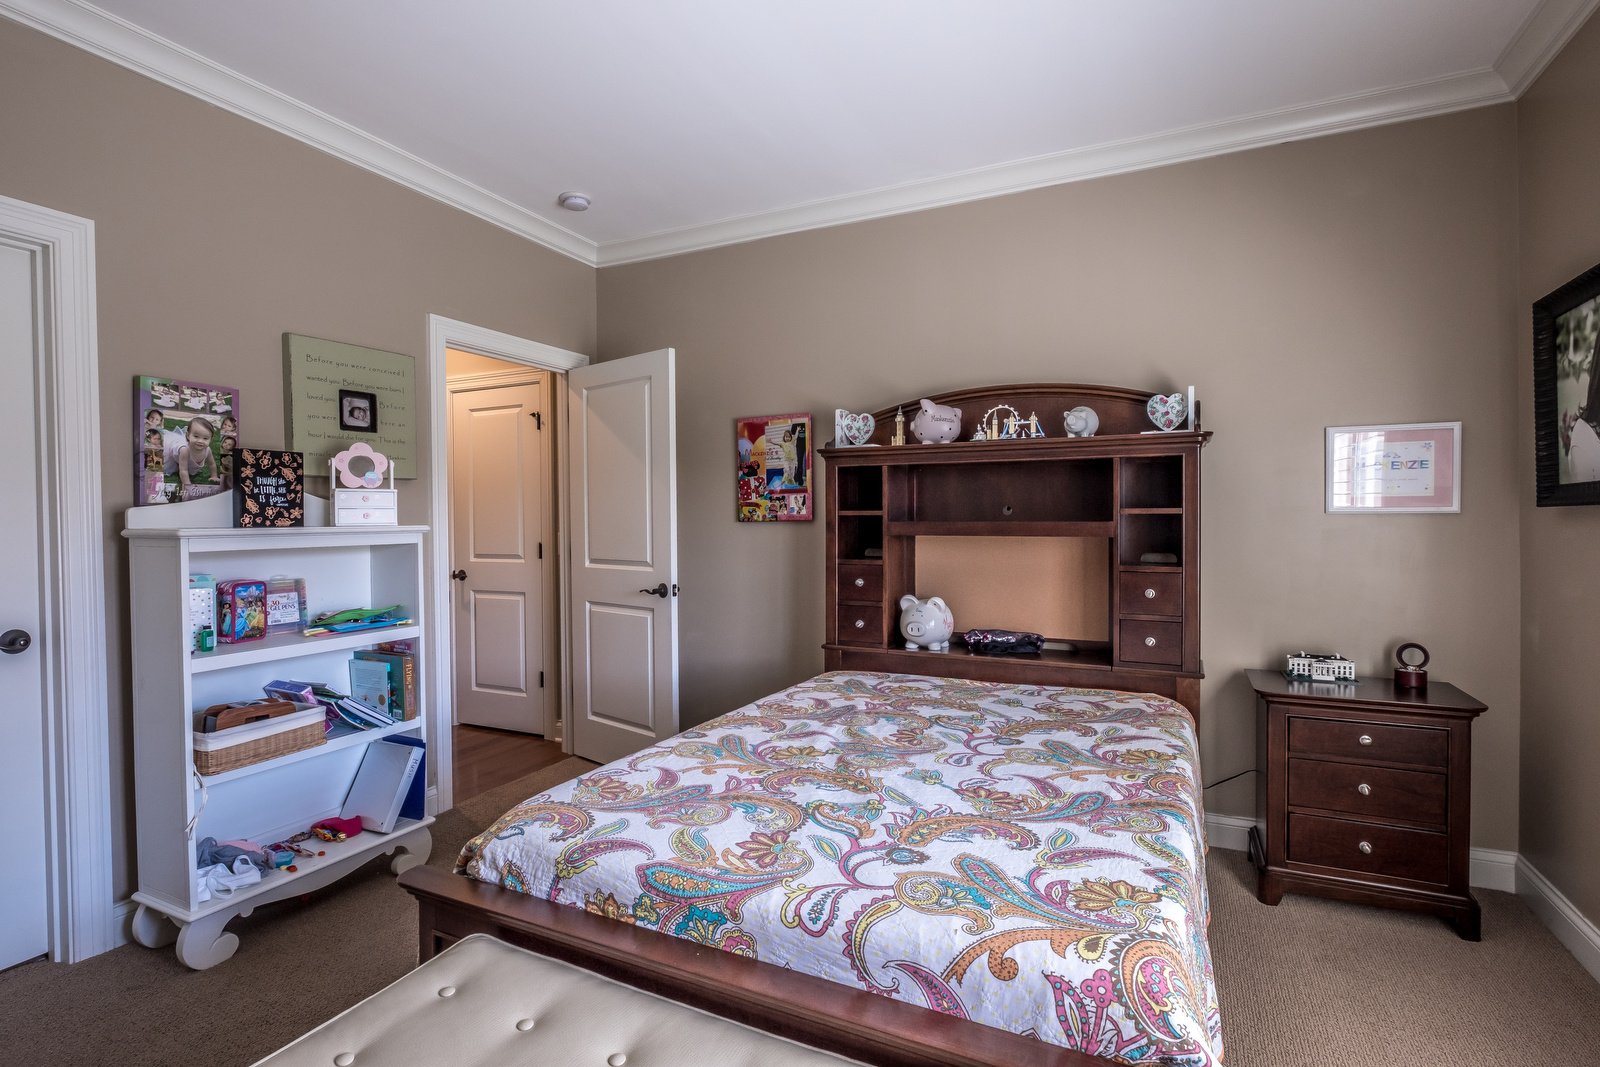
[{"left": 253, "top": 933, "right": 866, "bottom": 1067}]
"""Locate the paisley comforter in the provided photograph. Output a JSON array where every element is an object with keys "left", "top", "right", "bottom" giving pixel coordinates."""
[{"left": 458, "top": 671, "right": 1223, "bottom": 1066}]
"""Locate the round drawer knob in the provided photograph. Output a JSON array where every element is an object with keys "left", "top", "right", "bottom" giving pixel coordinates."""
[
  {"left": 1357, "top": 841, "right": 1373, "bottom": 855},
  {"left": 1358, "top": 734, "right": 1373, "bottom": 746},
  {"left": 1143, "top": 636, "right": 1157, "bottom": 647},
  {"left": 853, "top": 619, "right": 865, "bottom": 630},
  {"left": 853, "top": 577, "right": 865, "bottom": 588},
  {"left": 1357, "top": 783, "right": 1372, "bottom": 796},
  {"left": 1144, "top": 588, "right": 1157, "bottom": 599}
]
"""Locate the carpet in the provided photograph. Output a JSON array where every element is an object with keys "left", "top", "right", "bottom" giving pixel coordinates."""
[{"left": 3, "top": 757, "right": 1598, "bottom": 1066}]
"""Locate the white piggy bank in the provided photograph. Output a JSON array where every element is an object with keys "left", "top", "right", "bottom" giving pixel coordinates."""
[
  {"left": 899, "top": 594, "right": 954, "bottom": 651},
  {"left": 909, "top": 398, "right": 963, "bottom": 444}
]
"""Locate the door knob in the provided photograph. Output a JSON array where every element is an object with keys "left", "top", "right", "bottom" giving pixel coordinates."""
[
  {"left": 0, "top": 629, "right": 31, "bottom": 655},
  {"left": 639, "top": 582, "right": 670, "bottom": 599},
  {"left": 450, "top": 569, "right": 467, "bottom": 582}
]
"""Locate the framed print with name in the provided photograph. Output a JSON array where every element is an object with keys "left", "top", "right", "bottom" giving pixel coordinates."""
[{"left": 1325, "top": 421, "right": 1461, "bottom": 514}]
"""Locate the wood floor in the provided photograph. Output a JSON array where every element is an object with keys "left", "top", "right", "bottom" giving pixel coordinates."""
[{"left": 452, "top": 723, "right": 568, "bottom": 802}]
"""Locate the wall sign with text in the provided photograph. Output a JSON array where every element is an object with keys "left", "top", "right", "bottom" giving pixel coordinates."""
[
  {"left": 284, "top": 333, "right": 417, "bottom": 478},
  {"left": 1325, "top": 421, "right": 1461, "bottom": 513}
]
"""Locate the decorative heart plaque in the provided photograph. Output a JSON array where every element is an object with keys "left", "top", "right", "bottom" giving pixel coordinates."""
[
  {"left": 1145, "top": 392, "right": 1188, "bottom": 432},
  {"left": 834, "top": 408, "right": 876, "bottom": 447}
]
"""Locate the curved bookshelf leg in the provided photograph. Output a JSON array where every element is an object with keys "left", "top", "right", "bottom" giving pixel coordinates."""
[
  {"left": 174, "top": 912, "right": 240, "bottom": 970},
  {"left": 130, "top": 904, "right": 178, "bottom": 949},
  {"left": 390, "top": 826, "right": 433, "bottom": 875}
]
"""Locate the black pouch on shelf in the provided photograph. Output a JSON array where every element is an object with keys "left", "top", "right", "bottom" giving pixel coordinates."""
[{"left": 962, "top": 628, "right": 1045, "bottom": 655}]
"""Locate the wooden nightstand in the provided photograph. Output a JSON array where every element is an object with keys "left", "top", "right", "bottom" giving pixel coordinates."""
[{"left": 1245, "top": 669, "right": 1486, "bottom": 940}]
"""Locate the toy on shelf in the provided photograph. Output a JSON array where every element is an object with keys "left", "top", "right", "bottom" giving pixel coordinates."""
[
  {"left": 909, "top": 398, "right": 962, "bottom": 444},
  {"left": 331, "top": 443, "right": 397, "bottom": 527},
  {"left": 302, "top": 604, "right": 410, "bottom": 637},
  {"left": 216, "top": 579, "right": 267, "bottom": 643},
  {"left": 898, "top": 594, "right": 954, "bottom": 651},
  {"left": 187, "top": 573, "right": 216, "bottom": 652}
]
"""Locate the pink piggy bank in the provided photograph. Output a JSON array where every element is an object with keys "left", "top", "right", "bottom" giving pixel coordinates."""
[
  {"left": 899, "top": 594, "right": 954, "bottom": 651},
  {"left": 909, "top": 398, "right": 963, "bottom": 444}
]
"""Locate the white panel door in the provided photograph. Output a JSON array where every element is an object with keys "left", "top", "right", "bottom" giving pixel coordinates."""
[
  {"left": 567, "top": 349, "right": 678, "bottom": 764},
  {"left": 0, "top": 242, "right": 49, "bottom": 969},
  {"left": 450, "top": 378, "right": 551, "bottom": 734}
]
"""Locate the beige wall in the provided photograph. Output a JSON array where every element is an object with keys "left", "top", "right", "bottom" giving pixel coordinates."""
[
  {"left": 1517, "top": 14, "right": 1600, "bottom": 921},
  {"left": 599, "top": 107, "right": 1523, "bottom": 847},
  {"left": 0, "top": 19, "right": 596, "bottom": 899}
]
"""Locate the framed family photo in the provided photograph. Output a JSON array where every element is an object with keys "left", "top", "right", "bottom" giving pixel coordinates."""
[
  {"left": 1325, "top": 421, "right": 1461, "bottom": 514},
  {"left": 1533, "top": 258, "right": 1600, "bottom": 507}
]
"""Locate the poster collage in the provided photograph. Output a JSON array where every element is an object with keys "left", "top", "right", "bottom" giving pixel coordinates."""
[
  {"left": 135, "top": 375, "right": 240, "bottom": 505},
  {"left": 736, "top": 413, "right": 812, "bottom": 522}
]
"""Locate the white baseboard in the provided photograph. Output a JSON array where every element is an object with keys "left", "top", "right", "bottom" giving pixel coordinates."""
[
  {"left": 1470, "top": 847, "right": 1518, "bottom": 893},
  {"left": 1204, "top": 812, "right": 1258, "bottom": 853},
  {"left": 1205, "top": 815, "right": 1519, "bottom": 893},
  {"left": 1516, "top": 855, "right": 1600, "bottom": 984},
  {"left": 111, "top": 897, "right": 135, "bottom": 949}
]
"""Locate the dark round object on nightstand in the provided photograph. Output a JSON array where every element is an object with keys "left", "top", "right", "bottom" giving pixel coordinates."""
[{"left": 1394, "top": 641, "right": 1430, "bottom": 689}]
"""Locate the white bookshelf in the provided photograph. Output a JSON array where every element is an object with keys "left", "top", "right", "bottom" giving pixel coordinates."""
[{"left": 122, "top": 494, "right": 434, "bottom": 970}]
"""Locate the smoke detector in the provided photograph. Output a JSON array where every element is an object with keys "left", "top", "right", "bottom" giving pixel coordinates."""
[{"left": 557, "top": 192, "right": 591, "bottom": 212}]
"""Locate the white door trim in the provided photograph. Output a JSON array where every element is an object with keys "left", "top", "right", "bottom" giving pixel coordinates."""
[
  {"left": 0, "top": 194, "right": 113, "bottom": 963},
  {"left": 426, "top": 315, "right": 588, "bottom": 810}
]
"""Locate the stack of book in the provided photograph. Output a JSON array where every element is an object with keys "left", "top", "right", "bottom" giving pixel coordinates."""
[{"left": 263, "top": 678, "right": 393, "bottom": 734}]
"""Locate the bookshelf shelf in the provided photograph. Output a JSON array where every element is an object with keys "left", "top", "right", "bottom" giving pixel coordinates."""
[
  {"left": 189, "top": 624, "right": 421, "bottom": 673},
  {"left": 198, "top": 719, "right": 422, "bottom": 786},
  {"left": 122, "top": 507, "right": 433, "bottom": 970}
]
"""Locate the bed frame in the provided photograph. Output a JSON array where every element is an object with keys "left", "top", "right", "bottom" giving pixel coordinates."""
[{"left": 401, "top": 382, "right": 1210, "bottom": 1066}]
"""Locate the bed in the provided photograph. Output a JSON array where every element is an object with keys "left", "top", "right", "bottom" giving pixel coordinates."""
[{"left": 403, "top": 671, "right": 1220, "bottom": 1067}]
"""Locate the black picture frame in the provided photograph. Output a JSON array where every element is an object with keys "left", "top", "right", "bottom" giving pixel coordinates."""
[
  {"left": 338, "top": 389, "right": 378, "bottom": 433},
  {"left": 1534, "top": 259, "right": 1600, "bottom": 507}
]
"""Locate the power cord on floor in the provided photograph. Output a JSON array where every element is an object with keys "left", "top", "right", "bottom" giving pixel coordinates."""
[{"left": 1203, "top": 768, "right": 1258, "bottom": 791}]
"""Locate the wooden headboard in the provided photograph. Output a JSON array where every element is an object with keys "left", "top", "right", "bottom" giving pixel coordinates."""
[{"left": 821, "top": 382, "right": 1209, "bottom": 718}]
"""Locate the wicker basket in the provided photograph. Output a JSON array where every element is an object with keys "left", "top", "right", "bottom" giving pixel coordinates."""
[{"left": 193, "top": 706, "right": 326, "bottom": 776}]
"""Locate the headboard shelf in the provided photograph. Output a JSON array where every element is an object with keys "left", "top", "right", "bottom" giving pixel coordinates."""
[{"left": 822, "top": 382, "right": 1208, "bottom": 717}]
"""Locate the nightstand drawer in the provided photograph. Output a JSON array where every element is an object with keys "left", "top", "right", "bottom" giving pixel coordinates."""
[
  {"left": 1287, "top": 758, "right": 1446, "bottom": 826},
  {"left": 1287, "top": 715, "right": 1447, "bottom": 768},
  {"left": 1288, "top": 813, "right": 1448, "bottom": 885},
  {"left": 1118, "top": 571, "right": 1182, "bottom": 617},
  {"left": 837, "top": 563, "right": 882, "bottom": 604},
  {"left": 1118, "top": 619, "right": 1182, "bottom": 665},
  {"left": 837, "top": 604, "right": 882, "bottom": 646}
]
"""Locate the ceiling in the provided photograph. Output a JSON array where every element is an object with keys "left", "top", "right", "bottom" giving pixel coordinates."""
[{"left": 5, "top": 0, "right": 1596, "bottom": 265}]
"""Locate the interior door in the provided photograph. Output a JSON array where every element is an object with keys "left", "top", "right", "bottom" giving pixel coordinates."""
[
  {"left": 566, "top": 349, "right": 678, "bottom": 764},
  {"left": 0, "top": 241, "right": 50, "bottom": 969},
  {"left": 450, "top": 376, "right": 552, "bottom": 734}
]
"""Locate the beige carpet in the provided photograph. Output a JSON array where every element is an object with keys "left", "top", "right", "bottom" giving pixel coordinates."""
[{"left": 2, "top": 757, "right": 1597, "bottom": 1066}]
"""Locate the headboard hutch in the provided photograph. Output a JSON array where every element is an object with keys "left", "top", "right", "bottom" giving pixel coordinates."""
[{"left": 822, "top": 382, "right": 1209, "bottom": 716}]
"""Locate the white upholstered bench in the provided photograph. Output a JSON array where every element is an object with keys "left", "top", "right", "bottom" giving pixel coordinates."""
[{"left": 253, "top": 933, "right": 865, "bottom": 1067}]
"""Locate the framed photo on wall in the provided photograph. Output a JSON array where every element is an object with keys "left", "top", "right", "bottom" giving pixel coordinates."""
[
  {"left": 1325, "top": 421, "right": 1461, "bottom": 514},
  {"left": 1533, "top": 258, "right": 1600, "bottom": 506},
  {"left": 735, "top": 413, "right": 812, "bottom": 521}
]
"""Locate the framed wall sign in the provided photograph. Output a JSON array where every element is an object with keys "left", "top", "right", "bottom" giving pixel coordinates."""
[
  {"left": 1533, "top": 258, "right": 1600, "bottom": 506},
  {"left": 233, "top": 448, "right": 305, "bottom": 527},
  {"left": 1325, "top": 421, "right": 1461, "bottom": 513},
  {"left": 735, "top": 413, "right": 812, "bottom": 521},
  {"left": 284, "top": 334, "right": 416, "bottom": 478}
]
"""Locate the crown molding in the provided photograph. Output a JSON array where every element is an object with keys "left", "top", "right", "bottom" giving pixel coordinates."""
[
  {"left": 0, "top": 0, "right": 599, "bottom": 265},
  {"left": 1497, "top": 0, "right": 1600, "bottom": 96},
  {"left": 7, "top": 0, "right": 1594, "bottom": 268},
  {"left": 596, "top": 67, "right": 1513, "bottom": 265}
]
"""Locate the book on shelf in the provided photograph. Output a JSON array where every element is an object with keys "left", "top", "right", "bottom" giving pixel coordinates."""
[
  {"left": 347, "top": 658, "right": 392, "bottom": 714},
  {"left": 262, "top": 679, "right": 317, "bottom": 705},
  {"left": 340, "top": 738, "right": 424, "bottom": 833},
  {"left": 352, "top": 648, "right": 416, "bottom": 721},
  {"left": 339, "top": 696, "right": 394, "bottom": 728}
]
